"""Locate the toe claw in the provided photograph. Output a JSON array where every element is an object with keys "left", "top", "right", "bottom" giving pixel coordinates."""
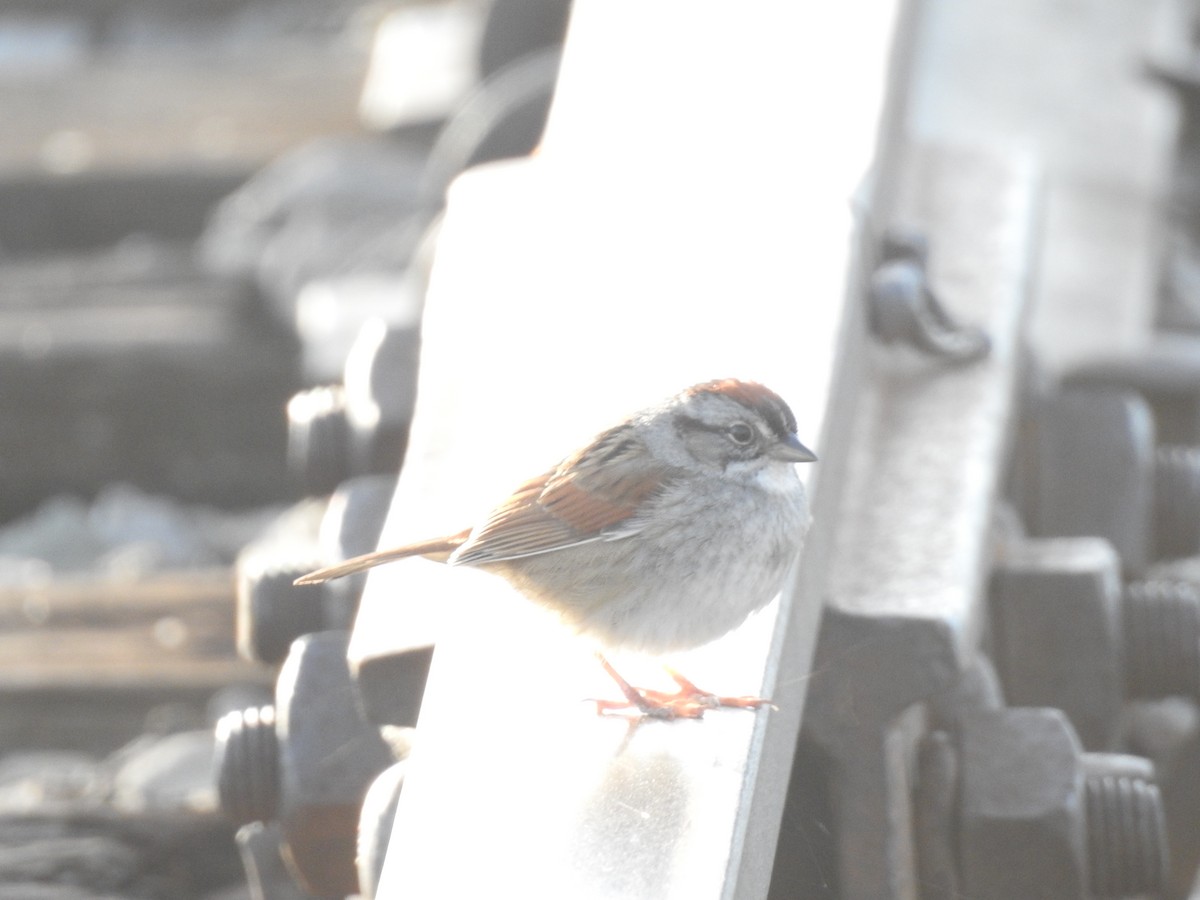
[{"left": 591, "top": 655, "right": 771, "bottom": 721}]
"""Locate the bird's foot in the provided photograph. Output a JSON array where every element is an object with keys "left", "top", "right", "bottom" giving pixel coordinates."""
[
  {"left": 590, "top": 655, "right": 773, "bottom": 720},
  {"left": 590, "top": 692, "right": 711, "bottom": 720},
  {"left": 660, "top": 666, "right": 775, "bottom": 712}
]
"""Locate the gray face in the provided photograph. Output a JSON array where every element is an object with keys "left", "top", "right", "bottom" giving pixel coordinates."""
[
  {"left": 667, "top": 391, "right": 787, "bottom": 474},
  {"left": 618, "top": 380, "right": 813, "bottom": 478}
]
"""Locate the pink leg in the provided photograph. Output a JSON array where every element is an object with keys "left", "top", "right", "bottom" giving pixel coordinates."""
[
  {"left": 663, "top": 666, "right": 773, "bottom": 710},
  {"left": 590, "top": 654, "right": 771, "bottom": 720}
]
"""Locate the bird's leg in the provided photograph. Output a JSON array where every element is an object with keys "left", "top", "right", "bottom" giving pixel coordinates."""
[
  {"left": 590, "top": 654, "right": 768, "bottom": 719},
  {"left": 661, "top": 666, "right": 774, "bottom": 711},
  {"left": 591, "top": 653, "right": 709, "bottom": 719}
]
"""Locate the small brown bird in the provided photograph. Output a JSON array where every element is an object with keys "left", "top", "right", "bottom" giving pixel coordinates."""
[{"left": 297, "top": 378, "right": 815, "bottom": 718}]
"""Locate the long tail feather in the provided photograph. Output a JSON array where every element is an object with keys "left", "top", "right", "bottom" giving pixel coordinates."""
[{"left": 293, "top": 533, "right": 467, "bottom": 585}]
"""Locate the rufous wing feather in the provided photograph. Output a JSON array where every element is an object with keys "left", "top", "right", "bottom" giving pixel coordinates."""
[
  {"left": 450, "top": 425, "right": 672, "bottom": 565},
  {"left": 296, "top": 426, "right": 676, "bottom": 581}
]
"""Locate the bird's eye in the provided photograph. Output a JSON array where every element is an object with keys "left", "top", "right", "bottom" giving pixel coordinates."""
[{"left": 728, "top": 422, "right": 755, "bottom": 445}]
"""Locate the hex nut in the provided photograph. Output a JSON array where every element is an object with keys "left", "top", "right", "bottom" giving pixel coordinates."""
[
  {"left": 957, "top": 708, "right": 1168, "bottom": 899},
  {"left": 958, "top": 707, "right": 1088, "bottom": 899},
  {"left": 287, "top": 384, "right": 351, "bottom": 494},
  {"left": 989, "top": 537, "right": 1123, "bottom": 750},
  {"left": 1022, "top": 386, "right": 1155, "bottom": 576},
  {"left": 275, "top": 632, "right": 394, "bottom": 898}
]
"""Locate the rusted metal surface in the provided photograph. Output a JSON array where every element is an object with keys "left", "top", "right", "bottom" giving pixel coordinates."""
[{"left": 0, "top": 571, "right": 265, "bottom": 691}]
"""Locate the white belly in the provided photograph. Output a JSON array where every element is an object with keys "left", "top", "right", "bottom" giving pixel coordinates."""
[{"left": 497, "top": 472, "right": 810, "bottom": 653}]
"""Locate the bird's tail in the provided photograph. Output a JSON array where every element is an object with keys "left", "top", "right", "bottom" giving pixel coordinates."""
[{"left": 293, "top": 532, "right": 468, "bottom": 585}]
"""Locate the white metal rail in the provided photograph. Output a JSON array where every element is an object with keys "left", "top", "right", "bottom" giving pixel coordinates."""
[{"left": 356, "top": 3, "right": 905, "bottom": 897}]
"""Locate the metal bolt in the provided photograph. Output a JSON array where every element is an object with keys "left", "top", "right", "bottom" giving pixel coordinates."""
[
  {"left": 955, "top": 708, "right": 1169, "bottom": 899},
  {"left": 287, "top": 384, "right": 350, "bottom": 495},
  {"left": 913, "top": 730, "right": 959, "bottom": 899},
  {"left": 1124, "top": 579, "right": 1200, "bottom": 699},
  {"left": 357, "top": 760, "right": 408, "bottom": 900},
  {"left": 879, "top": 224, "right": 930, "bottom": 266},
  {"left": 1082, "top": 753, "right": 1169, "bottom": 898},
  {"left": 1154, "top": 444, "right": 1200, "bottom": 560},
  {"left": 214, "top": 704, "right": 279, "bottom": 826},
  {"left": 315, "top": 473, "right": 399, "bottom": 630},
  {"left": 988, "top": 537, "right": 1124, "bottom": 750},
  {"left": 1125, "top": 698, "right": 1200, "bottom": 898},
  {"left": 233, "top": 822, "right": 314, "bottom": 900},
  {"left": 958, "top": 707, "right": 1089, "bottom": 898},
  {"left": 236, "top": 562, "right": 328, "bottom": 666},
  {"left": 867, "top": 252, "right": 991, "bottom": 362},
  {"left": 1063, "top": 335, "right": 1200, "bottom": 445},
  {"left": 342, "top": 318, "right": 418, "bottom": 474},
  {"left": 276, "top": 631, "right": 395, "bottom": 898},
  {"left": 235, "top": 499, "right": 330, "bottom": 665},
  {"left": 1020, "top": 386, "right": 1157, "bottom": 576}
]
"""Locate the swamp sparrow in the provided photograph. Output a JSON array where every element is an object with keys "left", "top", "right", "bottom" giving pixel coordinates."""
[{"left": 297, "top": 378, "right": 816, "bottom": 718}]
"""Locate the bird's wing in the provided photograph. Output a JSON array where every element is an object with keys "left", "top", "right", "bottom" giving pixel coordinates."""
[{"left": 450, "top": 425, "right": 670, "bottom": 565}]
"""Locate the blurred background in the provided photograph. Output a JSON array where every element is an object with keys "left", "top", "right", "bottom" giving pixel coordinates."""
[{"left": 0, "top": 1, "right": 568, "bottom": 897}]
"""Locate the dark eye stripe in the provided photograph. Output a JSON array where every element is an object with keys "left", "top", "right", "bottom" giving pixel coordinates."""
[
  {"left": 677, "top": 415, "right": 764, "bottom": 457},
  {"left": 760, "top": 399, "right": 797, "bottom": 442},
  {"left": 676, "top": 414, "right": 723, "bottom": 436},
  {"left": 689, "top": 380, "right": 798, "bottom": 440}
]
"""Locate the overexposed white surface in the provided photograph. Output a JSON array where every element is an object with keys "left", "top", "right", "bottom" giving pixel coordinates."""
[
  {"left": 358, "top": 2, "right": 484, "bottom": 130},
  {"left": 364, "top": 2, "right": 901, "bottom": 897}
]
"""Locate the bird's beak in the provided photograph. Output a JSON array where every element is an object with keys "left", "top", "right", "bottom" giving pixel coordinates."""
[{"left": 775, "top": 433, "right": 818, "bottom": 463}]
